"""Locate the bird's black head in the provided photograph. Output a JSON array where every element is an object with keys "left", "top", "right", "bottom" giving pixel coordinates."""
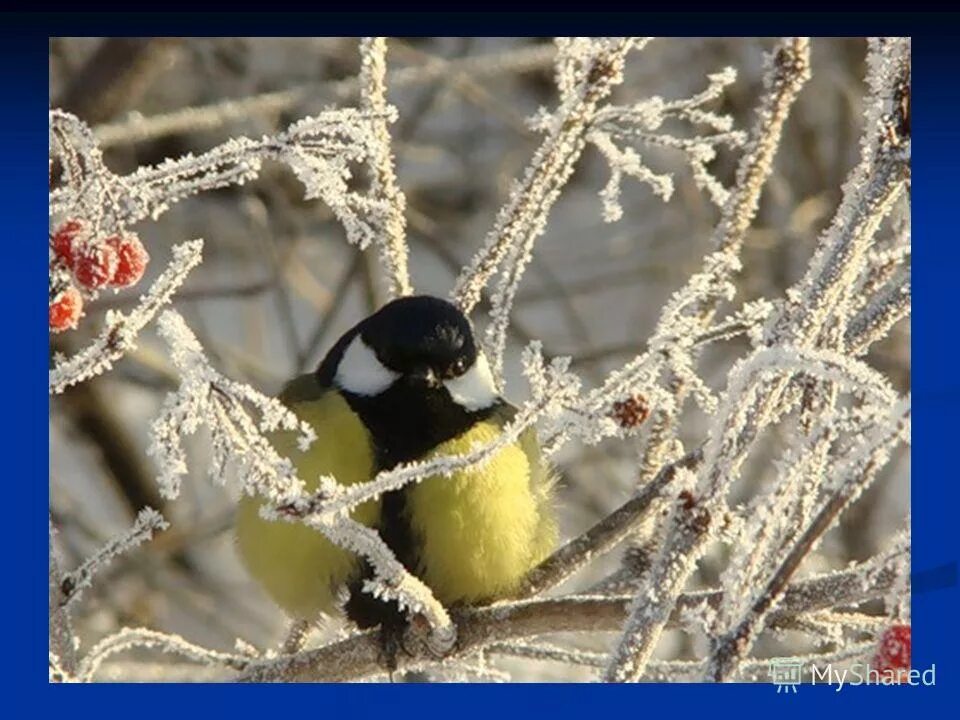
[
  {"left": 317, "top": 295, "right": 504, "bottom": 468},
  {"left": 362, "top": 295, "right": 477, "bottom": 386}
]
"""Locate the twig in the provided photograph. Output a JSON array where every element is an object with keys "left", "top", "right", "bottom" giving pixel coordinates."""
[
  {"left": 359, "top": 37, "right": 413, "bottom": 299},
  {"left": 93, "top": 43, "right": 557, "bottom": 147},
  {"left": 638, "top": 37, "right": 811, "bottom": 482},
  {"left": 705, "top": 399, "right": 910, "bottom": 681},
  {"left": 56, "top": 38, "right": 182, "bottom": 125},
  {"left": 603, "top": 37, "right": 909, "bottom": 684},
  {"left": 59, "top": 508, "right": 168, "bottom": 610},
  {"left": 517, "top": 448, "right": 703, "bottom": 599},
  {"left": 78, "top": 627, "right": 250, "bottom": 682},
  {"left": 453, "top": 39, "right": 642, "bottom": 361},
  {"left": 845, "top": 269, "right": 910, "bottom": 356},
  {"left": 49, "top": 520, "right": 79, "bottom": 681},
  {"left": 238, "top": 550, "right": 901, "bottom": 682}
]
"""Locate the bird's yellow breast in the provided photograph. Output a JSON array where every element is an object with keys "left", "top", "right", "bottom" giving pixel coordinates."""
[
  {"left": 405, "top": 421, "right": 557, "bottom": 605},
  {"left": 235, "top": 391, "right": 378, "bottom": 619},
  {"left": 236, "top": 385, "right": 557, "bottom": 619}
]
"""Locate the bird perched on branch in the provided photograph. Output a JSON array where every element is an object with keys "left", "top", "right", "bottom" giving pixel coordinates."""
[{"left": 236, "top": 295, "right": 557, "bottom": 662}]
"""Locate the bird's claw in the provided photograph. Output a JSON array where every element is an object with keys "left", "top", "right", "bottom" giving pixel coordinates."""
[
  {"left": 377, "top": 613, "right": 458, "bottom": 678},
  {"left": 377, "top": 621, "right": 409, "bottom": 675},
  {"left": 404, "top": 613, "right": 457, "bottom": 660}
]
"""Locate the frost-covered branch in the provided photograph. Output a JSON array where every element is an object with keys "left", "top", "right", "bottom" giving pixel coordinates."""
[
  {"left": 712, "top": 38, "right": 811, "bottom": 259},
  {"left": 51, "top": 106, "right": 398, "bottom": 251},
  {"left": 239, "top": 547, "right": 904, "bottom": 682},
  {"left": 638, "top": 37, "right": 810, "bottom": 482},
  {"left": 603, "top": 37, "right": 908, "bottom": 683},
  {"left": 49, "top": 520, "right": 78, "bottom": 682},
  {"left": 78, "top": 628, "right": 250, "bottom": 683},
  {"left": 466, "top": 37, "right": 760, "bottom": 384},
  {"left": 148, "top": 309, "right": 312, "bottom": 502},
  {"left": 767, "top": 38, "right": 910, "bottom": 347},
  {"left": 66, "top": 506, "right": 904, "bottom": 683},
  {"left": 149, "top": 310, "right": 454, "bottom": 642},
  {"left": 50, "top": 509, "right": 175, "bottom": 683},
  {"left": 603, "top": 348, "right": 906, "bottom": 682},
  {"left": 49, "top": 239, "right": 203, "bottom": 394},
  {"left": 59, "top": 508, "right": 168, "bottom": 610},
  {"left": 705, "top": 400, "right": 910, "bottom": 681},
  {"left": 358, "top": 37, "right": 412, "bottom": 299},
  {"left": 452, "top": 37, "right": 645, "bottom": 377},
  {"left": 846, "top": 268, "right": 910, "bottom": 355},
  {"left": 587, "top": 65, "right": 745, "bottom": 217}
]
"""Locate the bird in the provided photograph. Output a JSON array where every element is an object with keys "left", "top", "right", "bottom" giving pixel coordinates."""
[{"left": 235, "top": 294, "right": 557, "bottom": 659}]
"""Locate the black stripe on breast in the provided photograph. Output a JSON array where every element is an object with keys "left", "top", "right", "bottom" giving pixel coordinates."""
[{"left": 342, "top": 391, "right": 514, "bottom": 628}]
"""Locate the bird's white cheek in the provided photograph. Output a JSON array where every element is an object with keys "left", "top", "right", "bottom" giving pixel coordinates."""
[
  {"left": 335, "top": 335, "right": 399, "bottom": 396},
  {"left": 444, "top": 353, "right": 498, "bottom": 411}
]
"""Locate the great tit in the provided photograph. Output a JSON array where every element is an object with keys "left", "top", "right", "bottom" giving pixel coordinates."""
[{"left": 236, "top": 295, "right": 557, "bottom": 645}]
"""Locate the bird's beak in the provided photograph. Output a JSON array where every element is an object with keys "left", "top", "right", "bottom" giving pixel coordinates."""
[{"left": 408, "top": 366, "right": 441, "bottom": 389}]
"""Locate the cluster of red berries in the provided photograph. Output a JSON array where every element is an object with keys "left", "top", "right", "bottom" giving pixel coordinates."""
[
  {"left": 49, "top": 219, "right": 150, "bottom": 333},
  {"left": 873, "top": 624, "right": 911, "bottom": 677}
]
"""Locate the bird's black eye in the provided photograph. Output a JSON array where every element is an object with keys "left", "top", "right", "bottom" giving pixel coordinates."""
[{"left": 447, "top": 357, "right": 468, "bottom": 378}]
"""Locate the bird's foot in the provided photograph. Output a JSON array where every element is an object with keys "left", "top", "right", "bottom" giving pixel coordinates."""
[
  {"left": 404, "top": 613, "right": 457, "bottom": 660},
  {"left": 377, "top": 613, "right": 458, "bottom": 679},
  {"left": 377, "top": 618, "right": 411, "bottom": 677}
]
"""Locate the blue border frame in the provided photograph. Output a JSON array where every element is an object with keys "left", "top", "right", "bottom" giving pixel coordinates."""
[{"left": 13, "top": 14, "right": 954, "bottom": 716}]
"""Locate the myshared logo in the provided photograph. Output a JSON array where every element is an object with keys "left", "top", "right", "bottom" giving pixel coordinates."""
[
  {"left": 769, "top": 658, "right": 936, "bottom": 693},
  {"left": 811, "top": 662, "right": 936, "bottom": 691},
  {"left": 770, "top": 659, "right": 804, "bottom": 693}
]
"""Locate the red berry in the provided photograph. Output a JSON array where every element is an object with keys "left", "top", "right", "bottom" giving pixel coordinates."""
[
  {"left": 73, "top": 242, "right": 119, "bottom": 290},
  {"left": 49, "top": 286, "right": 83, "bottom": 333},
  {"left": 874, "top": 624, "right": 911, "bottom": 674},
  {"left": 105, "top": 233, "right": 149, "bottom": 287},
  {"left": 611, "top": 394, "right": 651, "bottom": 429},
  {"left": 51, "top": 219, "right": 86, "bottom": 267}
]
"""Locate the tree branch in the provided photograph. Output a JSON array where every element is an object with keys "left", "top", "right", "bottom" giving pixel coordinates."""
[
  {"left": 638, "top": 37, "right": 811, "bottom": 481},
  {"left": 49, "top": 520, "right": 79, "bottom": 681},
  {"left": 358, "top": 37, "right": 413, "bottom": 299},
  {"left": 705, "top": 399, "right": 910, "bottom": 681},
  {"left": 517, "top": 448, "right": 703, "bottom": 599},
  {"left": 237, "top": 549, "right": 902, "bottom": 682}
]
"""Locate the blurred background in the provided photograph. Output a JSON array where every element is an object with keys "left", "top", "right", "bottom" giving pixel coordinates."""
[{"left": 49, "top": 37, "right": 909, "bottom": 681}]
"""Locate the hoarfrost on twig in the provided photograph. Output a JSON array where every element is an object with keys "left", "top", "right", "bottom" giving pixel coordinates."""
[
  {"left": 149, "top": 311, "right": 454, "bottom": 643},
  {"left": 588, "top": 65, "right": 745, "bottom": 219},
  {"left": 604, "top": 36, "right": 908, "bottom": 684},
  {"left": 49, "top": 239, "right": 203, "bottom": 395},
  {"left": 358, "top": 37, "right": 413, "bottom": 299},
  {"left": 51, "top": 107, "right": 401, "bottom": 251},
  {"left": 637, "top": 37, "right": 811, "bottom": 483},
  {"left": 50, "top": 37, "right": 910, "bottom": 684},
  {"left": 452, "top": 37, "right": 644, "bottom": 379},
  {"left": 78, "top": 627, "right": 252, "bottom": 682},
  {"left": 59, "top": 508, "right": 168, "bottom": 610}
]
